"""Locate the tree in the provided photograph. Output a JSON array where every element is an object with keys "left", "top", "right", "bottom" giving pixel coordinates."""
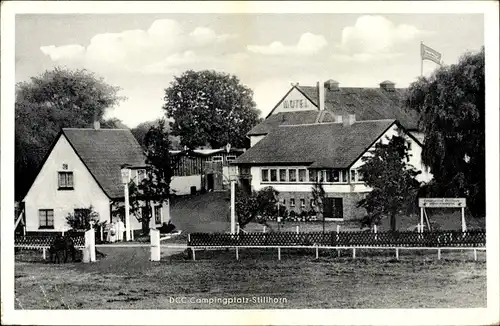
[
  {"left": 65, "top": 205, "right": 102, "bottom": 231},
  {"left": 235, "top": 186, "right": 279, "bottom": 229},
  {"left": 311, "top": 179, "right": 326, "bottom": 233},
  {"left": 112, "top": 119, "right": 178, "bottom": 235},
  {"left": 405, "top": 47, "right": 485, "bottom": 217},
  {"left": 131, "top": 119, "right": 181, "bottom": 149},
  {"left": 15, "top": 67, "right": 125, "bottom": 200},
  {"left": 162, "top": 70, "right": 262, "bottom": 149},
  {"left": 357, "top": 135, "right": 422, "bottom": 231}
]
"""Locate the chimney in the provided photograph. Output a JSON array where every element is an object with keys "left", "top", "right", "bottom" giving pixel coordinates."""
[
  {"left": 317, "top": 81, "right": 325, "bottom": 111},
  {"left": 93, "top": 120, "right": 100, "bottom": 130},
  {"left": 380, "top": 80, "right": 395, "bottom": 92},
  {"left": 324, "top": 79, "right": 339, "bottom": 91},
  {"left": 343, "top": 113, "right": 356, "bottom": 127}
]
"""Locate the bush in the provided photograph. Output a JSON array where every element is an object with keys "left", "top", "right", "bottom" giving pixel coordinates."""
[{"left": 65, "top": 205, "right": 100, "bottom": 231}]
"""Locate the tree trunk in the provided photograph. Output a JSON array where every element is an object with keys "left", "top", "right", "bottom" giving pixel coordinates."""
[
  {"left": 390, "top": 213, "right": 397, "bottom": 232},
  {"left": 142, "top": 201, "right": 151, "bottom": 236}
]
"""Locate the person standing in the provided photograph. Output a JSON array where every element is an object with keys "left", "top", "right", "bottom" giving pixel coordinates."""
[
  {"left": 109, "top": 221, "right": 117, "bottom": 243},
  {"left": 117, "top": 218, "right": 125, "bottom": 241}
]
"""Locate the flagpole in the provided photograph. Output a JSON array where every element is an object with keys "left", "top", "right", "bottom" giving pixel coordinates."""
[{"left": 420, "top": 41, "right": 423, "bottom": 77}]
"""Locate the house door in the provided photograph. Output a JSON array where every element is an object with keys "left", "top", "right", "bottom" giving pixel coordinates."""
[
  {"left": 323, "top": 198, "right": 343, "bottom": 219},
  {"left": 207, "top": 174, "right": 214, "bottom": 191}
]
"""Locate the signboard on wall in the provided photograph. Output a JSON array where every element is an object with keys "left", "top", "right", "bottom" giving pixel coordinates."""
[
  {"left": 418, "top": 198, "right": 466, "bottom": 208},
  {"left": 273, "top": 88, "right": 316, "bottom": 114}
]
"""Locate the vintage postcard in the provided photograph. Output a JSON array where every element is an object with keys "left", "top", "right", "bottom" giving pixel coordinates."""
[{"left": 1, "top": 1, "right": 499, "bottom": 325}]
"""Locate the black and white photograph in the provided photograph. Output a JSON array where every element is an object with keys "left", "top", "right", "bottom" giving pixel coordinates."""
[{"left": 1, "top": 1, "right": 499, "bottom": 325}]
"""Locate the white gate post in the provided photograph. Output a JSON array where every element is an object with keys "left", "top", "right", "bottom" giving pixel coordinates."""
[
  {"left": 150, "top": 229, "right": 160, "bottom": 261},
  {"left": 83, "top": 230, "right": 91, "bottom": 263},
  {"left": 90, "top": 229, "right": 96, "bottom": 262}
]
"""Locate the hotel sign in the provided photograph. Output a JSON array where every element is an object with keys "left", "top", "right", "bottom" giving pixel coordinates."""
[
  {"left": 418, "top": 198, "right": 466, "bottom": 208},
  {"left": 282, "top": 99, "right": 309, "bottom": 109},
  {"left": 273, "top": 88, "right": 315, "bottom": 114}
]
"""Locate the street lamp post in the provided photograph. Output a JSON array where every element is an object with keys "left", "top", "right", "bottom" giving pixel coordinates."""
[{"left": 121, "top": 165, "right": 132, "bottom": 241}]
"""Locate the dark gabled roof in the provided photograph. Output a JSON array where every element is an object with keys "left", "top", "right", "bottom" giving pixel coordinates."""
[
  {"left": 251, "top": 85, "right": 419, "bottom": 136},
  {"left": 235, "top": 120, "right": 396, "bottom": 168},
  {"left": 62, "top": 128, "right": 146, "bottom": 199},
  {"left": 248, "top": 110, "right": 321, "bottom": 136},
  {"left": 297, "top": 86, "right": 418, "bottom": 130}
]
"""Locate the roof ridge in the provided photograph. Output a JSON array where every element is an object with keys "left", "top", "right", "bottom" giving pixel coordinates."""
[{"left": 279, "top": 119, "right": 395, "bottom": 128}]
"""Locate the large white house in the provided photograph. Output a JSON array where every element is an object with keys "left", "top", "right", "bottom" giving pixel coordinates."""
[
  {"left": 21, "top": 125, "right": 169, "bottom": 233},
  {"left": 234, "top": 80, "right": 432, "bottom": 220}
]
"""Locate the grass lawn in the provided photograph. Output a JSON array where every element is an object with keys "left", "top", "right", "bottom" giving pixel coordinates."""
[{"left": 15, "top": 247, "right": 486, "bottom": 309}]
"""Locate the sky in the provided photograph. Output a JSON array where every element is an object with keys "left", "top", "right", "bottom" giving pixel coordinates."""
[{"left": 15, "top": 13, "right": 484, "bottom": 127}]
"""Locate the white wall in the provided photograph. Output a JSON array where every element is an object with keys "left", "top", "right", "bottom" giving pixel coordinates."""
[
  {"left": 170, "top": 175, "right": 202, "bottom": 195},
  {"left": 23, "top": 135, "right": 110, "bottom": 232},
  {"left": 272, "top": 88, "right": 317, "bottom": 115},
  {"left": 350, "top": 124, "right": 433, "bottom": 183},
  {"left": 250, "top": 135, "right": 266, "bottom": 147}
]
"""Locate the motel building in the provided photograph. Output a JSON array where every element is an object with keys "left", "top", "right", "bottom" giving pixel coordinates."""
[
  {"left": 234, "top": 79, "right": 432, "bottom": 220},
  {"left": 19, "top": 123, "right": 170, "bottom": 234}
]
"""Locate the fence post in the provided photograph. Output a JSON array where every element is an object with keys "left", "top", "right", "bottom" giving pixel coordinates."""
[
  {"left": 83, "top": 230, "right": 91, "bottom": 263},
  {"left": 236, "top": 247, "right": 239, "bottom": 260},
  {"left": 100, "top": 226, "right": 104, "bottom": 242},
  {"left": 150, "top": 229, "right": 160, "bottom": 262},
  {"left": 374, "top": 224, "right": 378, "bottom": 240},
  {"left": 474, "top": 249, "right": 477, "bottom": 261},
  {"left": 352, "top": 248, "right": 356, "bottom": 259},
  {"left": 395, "top": 248, "right": 399, "bottom": 260},
  {"left": 296, "top": 226, "right": 299, "bottom": 234},
  {"left": 278, "top": 247, "right": 281, "bottom": 261},
  {"left": 192, "top": 248, "right": 196, "bottom": 261},
  {"left": 438, "top": 248, "right": 441, "bottom": 260},
  {"left": 315, "top": 246, "right": 319, "bottom": 259},
  {"left": 90, "top": 229, "right": 96, "bottom": 262},
  {"left": 42, "top": 248, "right": 46, "bottom": 260},
  {"left": 263, "top": 226, "right": 266, "bottom": 233}
]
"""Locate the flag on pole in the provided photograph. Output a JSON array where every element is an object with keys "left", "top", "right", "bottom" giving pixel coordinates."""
[{"left": 421, "top": 43, "right": 442, "bottom": 65}]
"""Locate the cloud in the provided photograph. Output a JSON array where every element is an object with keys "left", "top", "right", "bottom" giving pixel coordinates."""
[
  {"left": 39, "top": 19, "right": 237, "bottom": 72},
  {"left": 40, "top": 44, "right": 85, "bottom": 61},
  {"left": 247, "top": 32, "right": 327, "bottom": 56},
  {"left": 333, "top": 15, "right": 430, "bottom": 62}
]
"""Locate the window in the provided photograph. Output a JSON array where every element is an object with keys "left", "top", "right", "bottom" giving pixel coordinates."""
[
  {"left": 328, "top": 170, "right": 340, "bottom": 183},
  {"left": 261, "top": 169, "right": 269, "bottom": 182},
  {"left": 73, "top": 208, "right": 91, "bottom": 229},
  {"left": 279, "top": 169, "right": 287, "bottom": 182},
  {"left": 342, "top": 170, "right": 348, "bottom": 183},
  {"left": 39, "top": 209, "right": 54, "bottom": 229},
  {"left": 407, "top": 141, "right": 412, "bottom": 150},
  {"left": 298, "top": 169, "right": 306, "bottom": 182},
  {"left": 309, "top": 170, "right": 317, "bottom": 182},
  {"left": 289, "top": 169, "right": 297, "bottom": 182},
  {"left": 310, "top": 199, "right": 316, "bottom": 208},
  {"left": 270, "top": 169, "right": 277, "bottom": 182},
  {"left": 58, "top": 172, "right": 74, "bottom": 189},
  {"left": 154, "top": 206, "right": 162, "bottom": 224},
  {"left": 289, "top": 198, "right": 295, "bottom": 208},
  {"left": 212, "top": 156, "right": 223, "bottom": 162},
  {"left": 226, "top": 155, "right": 236, "bottom": 163},
  {"left": 350, "top": 170, "right": 358, "bottom": 182},
  {"left": 358, "top": 170, "right": 365, "bottom": 182},
  {"left": 300, "top": 198, "right": 306, "bottom": 208},
  {"left": 318, "top": 170, "right": 326, "bottom": 183}
]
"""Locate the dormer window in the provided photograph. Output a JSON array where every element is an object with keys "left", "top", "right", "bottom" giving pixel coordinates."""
[{"left": 58, "top": 171, "right": 74, "bottom": 190}]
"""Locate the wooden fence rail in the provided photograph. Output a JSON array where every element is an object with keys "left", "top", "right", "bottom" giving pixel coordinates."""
[{"left": 188, "top": 230, "right": 486, "bottom": 248}]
